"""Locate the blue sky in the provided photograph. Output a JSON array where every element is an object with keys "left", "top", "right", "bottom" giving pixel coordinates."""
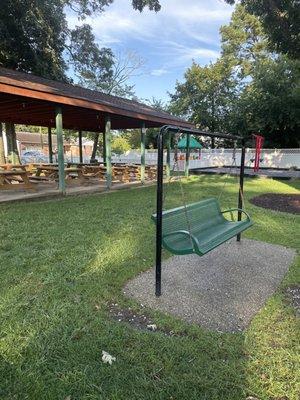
[{"left": 67, "top": 0, "right": 233, "bottom": 102}]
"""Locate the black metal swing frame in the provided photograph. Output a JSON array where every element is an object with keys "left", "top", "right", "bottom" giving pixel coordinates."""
[{"left": 155, "top": 125, "right": 246, "bottom": 297}]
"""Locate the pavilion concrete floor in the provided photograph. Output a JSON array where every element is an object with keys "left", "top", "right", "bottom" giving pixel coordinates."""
[
  {"left": 0, "top": 179, "right": 154, "bottom": 203},
  {"left": 124, "top": 238, "right": 296, "bottom": 333}
]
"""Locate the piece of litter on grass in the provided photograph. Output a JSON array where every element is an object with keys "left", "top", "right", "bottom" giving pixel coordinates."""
[
  {"left": 102, "top": 350, "right": 116, "bottom": 365},
  {"left": 147, "top": 324, "right": 157, "bottom": 331}
]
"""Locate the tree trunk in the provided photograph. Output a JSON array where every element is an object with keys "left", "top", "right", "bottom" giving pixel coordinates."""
[
  {"left": 0, "top": 123, "right": 6, "bottom": 164},
  {"left": 5, "top": 122, "right": 20, "bottom": 164},
  {"left": 90, "top": 132, "right": 100, "bottom": 162}
]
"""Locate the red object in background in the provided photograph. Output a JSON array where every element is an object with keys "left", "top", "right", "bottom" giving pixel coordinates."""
[{"left": 253, "top": 134, "right": 264, "bottom": 172}]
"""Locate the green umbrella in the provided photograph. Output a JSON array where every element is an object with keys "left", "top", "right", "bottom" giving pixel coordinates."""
[{"left": 177, "top": 136, "right": 203, "bottom": 149}]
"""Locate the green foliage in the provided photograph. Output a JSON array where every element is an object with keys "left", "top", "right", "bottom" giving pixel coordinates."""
[
  {"left": 225, "top": 0, "right": 300, "bottom": 59},
  {"left": 69, "top": 24, "right": 114, "bottom": 84},
  {"left": 239, "top": 56, "right": 300, "bottom": 147},
  {"left": 220, "top": 4, "right": 269, "bottom": 78},
  {"left": 0, "top": 0, "right": 158, "bottom": 82},
  {"left": 111, "top": 135, "right": 131, "bottom": 154},
  {"left": 0, "top": 177, "right": 299, "bottom": 399},
  {"left": 170, "top": 4, "right": 300, "bottom": 147},
  {"left": 170, "top": 60, "right": 236, "bottom": 134},
  {"left": 0, "top": 0, "right": 67, "bottom": 80},
  {"left": 132, "top": 0, "right": 161, "bottom": 12}
]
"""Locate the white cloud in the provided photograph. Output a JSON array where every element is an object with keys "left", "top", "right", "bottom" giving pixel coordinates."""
[
  {"left": 151, "top": 68, "right": 169, "bottom": 76},
  {"left": 66, "top": 0, "right": 232, "bottom": 56},
  {"left": 65, "top": 0, "right": 234, "bottom": 98}
]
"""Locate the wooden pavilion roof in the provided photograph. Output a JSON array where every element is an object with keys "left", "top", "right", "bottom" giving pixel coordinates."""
[{"left": 0, "top": 67, "right": 193, "bottom": 132}]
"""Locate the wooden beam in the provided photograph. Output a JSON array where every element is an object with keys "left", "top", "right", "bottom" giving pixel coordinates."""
[
  {"left": 105, "top": 115, "right": 112, "bottom": 189},
  {"left": 0, "top": 83, "right": 193, "bottom": 128},
  {"left": 55, "top": 106, "right": 65, "bottom": 193},
  {"left": 140, "top": 122, "right": 146, "bottom": 184}
]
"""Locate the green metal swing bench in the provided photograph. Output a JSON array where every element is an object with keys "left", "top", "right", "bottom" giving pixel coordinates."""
[
  {"left": 152, "top": 198, "right": 253, "bottom": 256},
  {"left": 153, "top": 125, "right": 254, "bottom": 297}
]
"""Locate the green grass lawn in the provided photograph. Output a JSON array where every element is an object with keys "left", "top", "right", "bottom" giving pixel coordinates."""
[{"left": 0, "top": 176, "right": 299, "bottom": 400}]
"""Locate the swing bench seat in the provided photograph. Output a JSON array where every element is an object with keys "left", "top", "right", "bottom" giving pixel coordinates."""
[{"left": 152, "top": 198, "right": 253, "bottom": 256}]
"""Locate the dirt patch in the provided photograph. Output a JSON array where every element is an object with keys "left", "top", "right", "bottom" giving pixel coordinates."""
[
  {"left": 285, "top": 285, "right": 300, "bottom": 316},
  {"left": 250, "top": 193, "right": 300, "bottom": 214},
  {"left": 107, "top": 302, "right": 181, "bottom": 336}
]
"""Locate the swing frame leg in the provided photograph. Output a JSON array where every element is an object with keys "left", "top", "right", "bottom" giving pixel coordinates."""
[
  {"left": 237, "top": 140, "right": 246, "bottom": 242},
  {"left": 155, "top": 127, "right": 165, "bottom": 297}
]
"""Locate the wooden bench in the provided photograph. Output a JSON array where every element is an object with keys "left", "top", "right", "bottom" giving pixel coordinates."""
[
  {"left": 31, "top": 165, "right": 85, "bottom": 184},
  {"left": 0, "top": 169, "right": 35, "bottom": 190},
  {"left": 82, "top": 165, "right": 106, "bottom": 181},
  {"left": 113, "top": 165, "right": 130, "bottom": 183}
]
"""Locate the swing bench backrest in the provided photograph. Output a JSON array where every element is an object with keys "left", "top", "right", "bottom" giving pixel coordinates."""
[{"left": 152, "top": 198, "right": 253, "bottom": 256}]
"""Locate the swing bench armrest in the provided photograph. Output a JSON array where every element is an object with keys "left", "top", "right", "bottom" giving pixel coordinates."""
[
  {"left": 222, "top": 208, "right": 251, "bottom": 221},
  {"left": 163, "top": 230, "right": 201, "bottom": 251}
]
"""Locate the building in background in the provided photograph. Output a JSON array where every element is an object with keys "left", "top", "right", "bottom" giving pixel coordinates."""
[{"left": 13, "top": 132, "right": 94, "bottom": 162}]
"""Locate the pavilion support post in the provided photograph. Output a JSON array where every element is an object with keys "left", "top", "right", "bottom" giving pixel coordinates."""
[
  {"left": 105, "top": 115, "right": 112, "bottom": 189},
  {"left": 103, "top": 131, "right": 106, "bottom": 166},
  {"left": 185, "top": 134, "right": 190, "bottom": 177},
  {"left": 140, "top": 122, "right": 146, "bottom": 184},
  {"left": 237, "top": 140, "right": 246, "bottom": 242},
  {"left": 55, "top": 106, "right": 65, "bottom": 194},
  {"left": 166, "top": 132, "right": 171, "bottom": 179},
  {"left": 78, "top": 130, "right": 83, "bottom": 163},
  {"left": 48, "top": 127, "right": 53, "bottom": 163},
  {"left": 155, "top": 127, "right": 164, "bottom": 297}
]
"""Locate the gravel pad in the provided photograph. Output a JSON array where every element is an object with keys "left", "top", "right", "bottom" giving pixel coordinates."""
[{"left": 124, "top": 239, "right": 296, "bottom": 332}]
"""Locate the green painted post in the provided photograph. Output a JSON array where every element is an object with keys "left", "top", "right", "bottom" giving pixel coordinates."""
[
  {"left": 48, "top": 126, "right": 53, "bottom": 163},
  {"left": 105, "top": 115, "right": 112, "bottom": 189},
  {"left": 140, "top": 122, "right": 146, "bottom": 184},
  {"left": 55, "top": 106, "right": 65, "bottom": 193},
  {"left": 78, "top": 130, "right": 83, "bottom": 163},
  {"left": 185, "top": 134, "right": 190, "bottom": 177},
  {"left": 166, "top": 132, "right": 171, "bottom": 179},
  {"left": 103, "top": 131, "right": 106, "bottom": 165}
]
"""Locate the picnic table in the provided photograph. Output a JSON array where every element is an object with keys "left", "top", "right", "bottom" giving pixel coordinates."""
[
  {"left": 127, "top": 165, "right": 141, "bottom": 181},
  {"left": 67, "top": 162, "right": 101, "bottom": 168},
  {"left": 31, "top": 165, "right": 85, "bottom": 184},
  {"left": 0, "top": 163, "right": 27, "bottom": 171},
  {"left": 0, "top": 165, "right": 34, "bottom": 190},
  {"left": 82, "top": 165, "right": 107, "bottom": 180},
  {"left": 113, "top": 165, "right": 130, "bottom": 183}
]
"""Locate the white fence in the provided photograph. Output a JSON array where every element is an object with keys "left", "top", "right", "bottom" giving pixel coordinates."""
[
  {"left": 106, "top": 148, "right": 300, "bottom": 170},
  {"left": 18, "top": 147, "right": 300, "bottom": 170}
]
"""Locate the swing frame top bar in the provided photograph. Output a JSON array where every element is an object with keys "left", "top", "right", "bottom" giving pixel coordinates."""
[
  {"left": 155, "top": 125, "right": 246, "bottom": 297},
  {"left": 160, "top": 125, "right": 244, "bottom": 142}
]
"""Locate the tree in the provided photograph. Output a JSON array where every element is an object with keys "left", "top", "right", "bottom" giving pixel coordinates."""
[
  {"left": 224, "top": 0, "right": 300, "bottom": 59},
  {"left": 81, "top": 51, "right": 145, "bottom": 160},
  {"left": 220, "top": 4, "right": 269, "bottom": 79},
  {"left": 238, "top": 56, "right": 300, "bottom": 147},
  {"left": 170, "top": 60, "right": 237, "bottom": 135},
  {"left": 0, "top": 0, "right": 160, "bottom": 162},
  {"left": 169, "top": 4, "right": 300, "bottom": 147},
  {"left": 80, "top": 50, "right": 144, "bottom": 98},
  {"left": 111, "top": 135, "right": 131, "bottom": 154}
]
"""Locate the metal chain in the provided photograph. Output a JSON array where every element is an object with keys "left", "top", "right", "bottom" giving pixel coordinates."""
[
  {"left": 217, "top": 144, "right": 247, "bottom": 220},
  {"left": 163, "top": 133, "right": 195, "bottom": 250}
]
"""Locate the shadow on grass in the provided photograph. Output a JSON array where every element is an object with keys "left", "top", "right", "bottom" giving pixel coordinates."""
[
  {"left": 0, "top": 187, "right": 248, "bottom": 400},
  {"left": 0, "top": 178, "right": 298, "bottom": 399}
]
